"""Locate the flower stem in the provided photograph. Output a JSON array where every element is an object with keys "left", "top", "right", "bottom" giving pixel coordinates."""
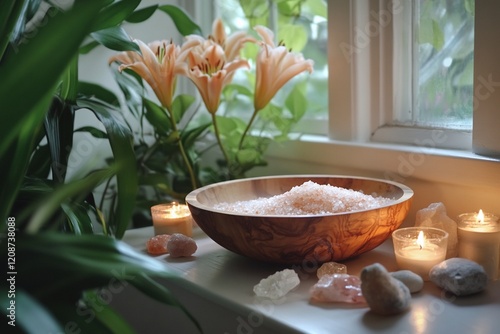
[
  {"left": 238, "top": 108, "right": 259, "bottom": 150},
  {"left": 211, "top": 113, "right": 231, "bottom": 172},
  {"left": 166, "top": 107, "right": 198, "bottom": 190}
]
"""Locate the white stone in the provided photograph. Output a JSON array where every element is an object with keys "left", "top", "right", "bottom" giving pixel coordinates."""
[
  {"left": 253, "top": 269, "right": 300, "bottom": 299},
  {"left": 415, "top": 202, "right": 458, "bottom": 258},
  {"left": 361, "top": 263, "right": 411, "bottom": 315},
  {"left": 390, "top": 270, "right": 424, "bottom": 293},
  {"left": 429, "top": 258, "right": 488, "bottom": 296}
]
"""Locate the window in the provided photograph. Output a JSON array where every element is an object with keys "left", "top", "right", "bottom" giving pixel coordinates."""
[
  {"left": 201, "top": 0, "right": 500, "bottom": 156},
  {"left": 329, "top": 0, "right": 500, "bottom": 156}
]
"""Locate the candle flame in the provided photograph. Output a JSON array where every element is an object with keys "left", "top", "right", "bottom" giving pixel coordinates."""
[
  {"left": 416, "top": 231, "right": 425, "bottom": 250},
  {"left": 476, "top": 209, "right": 485, "bottom": 223}
]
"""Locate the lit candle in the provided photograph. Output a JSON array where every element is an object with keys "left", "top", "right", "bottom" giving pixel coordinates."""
[
  {"left": 392, "top": 227, "right": 449, "bottom": 281},
  {"left": 151, "top": 202, "right": 193, "bottom": 237},
  {"left": 457, "top": 210, "right": 500, "bottom": 280}
]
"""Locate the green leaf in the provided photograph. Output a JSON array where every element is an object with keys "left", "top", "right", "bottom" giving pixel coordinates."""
[
  {"left": 172, "top": 94, "right": 196, "bottom": 123},
  {"left": 61, "top": 202, "right": 95, "bottom": 235},
  {"left": 0, "top": 0, "right": 28, "bottom": 60},
  {"left": 143, "top": 98, "right": 171, "bottom": 135},
  {"left": 44, "top": 97, "right": 75, "bottom": 183},
  {"left": 157, "top": 5, "right": 202, "bottom": 36},
  {"left": 91, "top": 0, "right": 141, "bottom": 31},
  {"left": 126, "top": 5, "right": 159, "bottom": 23},
  {"left": 285, "top": 81, "right": 308, "bottom": 122},
  {"left": 419, "top": 18, "right": 444, "bottom": 51},
  {"left": 82, "top": 290, "right": 137, "bottom": 334},
  {"left": 27, "top": 144, "right": 51, "bottom": 178},
  {"left": 0, "top": 96, "right": 47, "bottom": 223},
  {"left": 0, "top": 0, "right": 105, "bottom": 157},
  {"left": 182, "top": 122, "right": 212, "bottom": 149},
  {"left": 77, "top": 98, "right": 138, "bottom": 239},
  {"left": 78, "top": 81, "right": 121, "bottom": 107},
  {"left": 78, "top": 99, "right": 137, "bottom": 239},
  {"left": 278, "top": 23, "right": 308, "bottom": 52},
  {"left": 79, "top": 40, "right": 100, "bottom": 55},
  {"left": 75, "top": 126, "right": 109, "bottom": 139},
  {"left": 91, "top": 26, "right": 140, "bottom": 53},
  {"left": 0, "top": 288, "right": 64, "bottom": 334},
  {"left": 25, "top": 168, "right": 115, "bottom": 233},
  {"left": 112, "top": 68, "right": 144, "bottom": 117},
  {"left": 304, "top": 0, "right": 327, "bottom": 18}
]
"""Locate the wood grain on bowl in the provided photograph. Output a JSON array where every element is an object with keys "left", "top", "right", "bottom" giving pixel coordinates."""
[{"left": 186, "top": 175, "right": 413, "bottom": 264}]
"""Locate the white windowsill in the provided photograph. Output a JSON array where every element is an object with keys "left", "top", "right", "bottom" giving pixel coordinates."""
[{"left": 264, "top": 134, "right": 500, "bottom": 190}]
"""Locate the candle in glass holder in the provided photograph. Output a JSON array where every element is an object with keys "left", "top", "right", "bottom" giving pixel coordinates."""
[
  {"left": 457, "top": 210, "right": 500, "bottom": 280},
  {"left": 392, "top": 227, "right": 448, "bottom": 280},
  {"left": 151, "top": 202, "right": 193, "bottom": 237}
]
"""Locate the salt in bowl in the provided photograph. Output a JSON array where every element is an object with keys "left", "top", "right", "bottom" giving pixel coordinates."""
[{"left": 185, "top": 175, "right": 413, "bottom": 264}]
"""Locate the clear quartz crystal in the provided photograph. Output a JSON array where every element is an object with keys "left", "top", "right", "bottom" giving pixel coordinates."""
[
  {"left": 253, "top": 269, "right": 300, "bottom": 299},
  {"left": 317, "top": 262, "right": 348, "bottom": 278}
]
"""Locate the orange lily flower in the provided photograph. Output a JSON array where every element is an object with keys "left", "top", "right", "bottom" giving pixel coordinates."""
[
  {"left": 185, "top": 42, "right": 249, "bottom": 114},
  {"left": 186, "top": 18, "right": 252, "bottom": 62},
  {"left": 253, "top": 25, "right": 314, "bottom": 111},
  {"left": 109, "top": 39, "right": 198, "bottom": 109}
]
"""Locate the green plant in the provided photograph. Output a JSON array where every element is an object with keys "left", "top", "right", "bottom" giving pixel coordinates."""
[
  {"left": 0, "top": 0, "right": 202, "bottom": 332},
  {"left": 104, "top": 8, "right": 314, "bottom": 225}
]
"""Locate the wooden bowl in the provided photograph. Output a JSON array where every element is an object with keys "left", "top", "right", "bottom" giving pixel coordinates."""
[{"left": 186, "top": 175, "right": 413, "bottom": 264}]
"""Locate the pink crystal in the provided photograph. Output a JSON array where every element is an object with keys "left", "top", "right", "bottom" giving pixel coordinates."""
[
  {"left": 167, "top": 233, "right": 197, "bottom": 257},
  {"left": 310, "top": 274, "right": 366, "bottom": 304},
  {"left": 317, "top": 261, "right": 348, "bottom": 278}
]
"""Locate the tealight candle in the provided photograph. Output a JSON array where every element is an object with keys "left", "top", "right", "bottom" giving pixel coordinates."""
[
  {"left": 392, "top": 227, "right": 448, "bottom": 281},
  {"left": 457, "top": 210, "right": 500, "bottom": 280},
  {"left": 151, "top": 202, "right": 193, "bottom": 237}
]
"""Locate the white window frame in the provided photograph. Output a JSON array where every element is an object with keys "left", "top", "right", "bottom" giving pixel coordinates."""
[
  {"left": 329, "top": 0, "right": 472, "bottom": 150},
  {"left": 189, "top": 0, "right": 500, "bottom": 191}
]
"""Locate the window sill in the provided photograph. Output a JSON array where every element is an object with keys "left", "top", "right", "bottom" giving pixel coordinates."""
[{"left": 264, "top": 134, "right": 500, "bottom": 190}]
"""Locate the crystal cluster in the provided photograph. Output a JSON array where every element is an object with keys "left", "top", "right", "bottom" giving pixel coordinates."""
[
  {"left": 253, "top": 269, "right": 300, "bottom": 299},
  {"left": 415, "top": 202, "right": 458, "bottom": 258}
]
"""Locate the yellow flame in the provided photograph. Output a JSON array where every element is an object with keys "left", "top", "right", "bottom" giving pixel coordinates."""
[
  {"left": 416, "top": 231, "right": 425, "bottom": 249},
  {"left": 477, "top": 209, "right": 485, "bottom": 223}
]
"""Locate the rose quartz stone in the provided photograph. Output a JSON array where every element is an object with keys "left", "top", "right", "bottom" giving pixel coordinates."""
[{"left": 310, "top": 274, "right": 366, "bottom": 304}]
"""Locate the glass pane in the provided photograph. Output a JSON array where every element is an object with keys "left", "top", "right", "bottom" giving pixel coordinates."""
[
  {"left": 215, "top": 0, "right": 328, "bottom": 133},
  {"left": 416, "top": 0, "right": 474, "bottom": 129}
]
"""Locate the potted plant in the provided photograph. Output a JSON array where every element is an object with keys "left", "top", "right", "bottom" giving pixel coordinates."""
[{"left": 0, "top": 0, "right": 202, "bottom": 332}]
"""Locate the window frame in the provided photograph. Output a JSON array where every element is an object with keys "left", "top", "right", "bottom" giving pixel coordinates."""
[{"left": 194, "top": 0, "right": 500, "bottom": 158}]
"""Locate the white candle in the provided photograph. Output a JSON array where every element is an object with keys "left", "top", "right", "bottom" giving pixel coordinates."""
[
  {"left": 151, "top": 202, "right": 193, "bottom": 237},
  {"left": 457, "top": 210, "right": 500, "bottom": 280},
  {"left": 392, "top": 227, "right": 448, "bottom": 281}
]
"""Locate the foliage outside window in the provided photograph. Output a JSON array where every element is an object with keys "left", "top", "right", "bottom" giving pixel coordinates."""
[{"left": 413, "top": 0, "right": 474, "bottom": 129}]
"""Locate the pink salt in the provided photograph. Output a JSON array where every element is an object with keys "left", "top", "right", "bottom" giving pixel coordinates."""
[
  {"left": 146, "top": 234, "right": 170, "bottom": 255},
  {"left": 310, "top": 274, "right": 366, "bottom": 304},
  {"left": 214, "top": 181, "right": 393, "bottom": 215},
  {"left": 167, "top": 233, "right": 197, "bottom": 257}
]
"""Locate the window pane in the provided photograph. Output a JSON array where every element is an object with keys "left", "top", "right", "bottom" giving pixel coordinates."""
[{"left": 416, "top": 0, "right": 474, "bottom": 129}]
